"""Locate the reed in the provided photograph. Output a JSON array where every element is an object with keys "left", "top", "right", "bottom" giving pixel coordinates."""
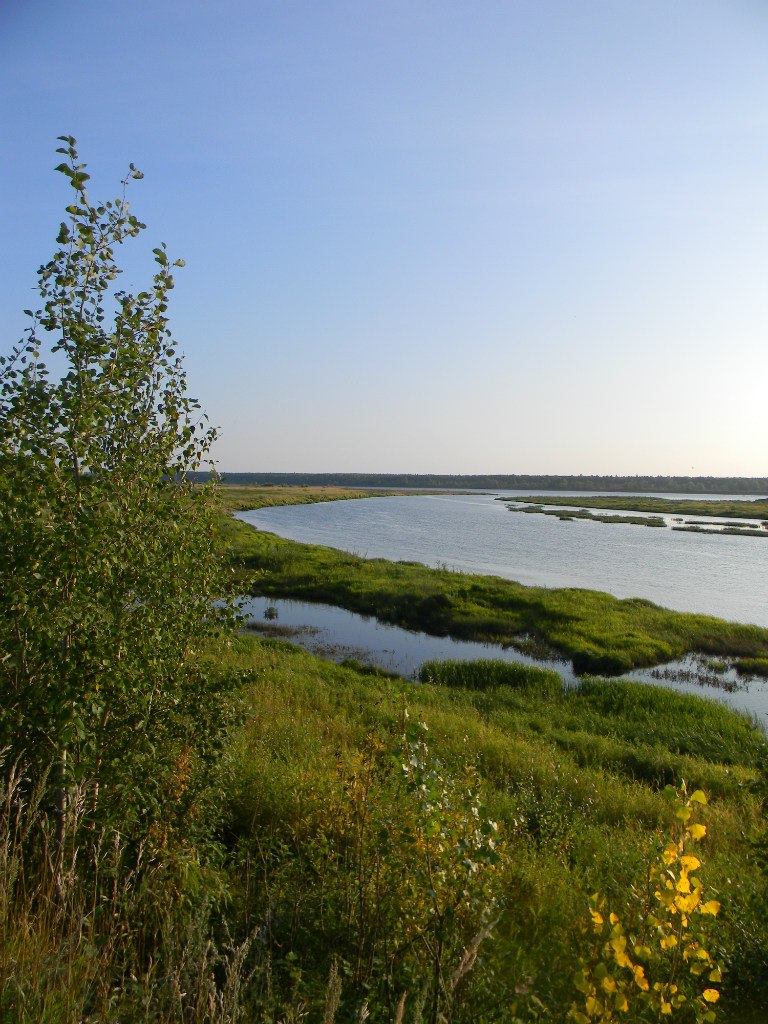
[{"left": 0, "top": 751, "right": 251, "bottom": 1024}]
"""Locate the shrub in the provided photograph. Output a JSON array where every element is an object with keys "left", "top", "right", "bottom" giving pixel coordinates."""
[
  {"left": 570, "top": 785, "right": 723, "bottom": 1023},
  {"left": 0, "top": 138, "right": 234, "bottom": 832}
]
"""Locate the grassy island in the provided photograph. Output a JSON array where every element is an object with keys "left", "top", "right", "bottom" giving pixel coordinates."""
[
  {"left": 508, "top": 505, "right": 668, "bottom": 527},
  {"left": 500, "top": 494, "right": 768, "bottom": 521}
]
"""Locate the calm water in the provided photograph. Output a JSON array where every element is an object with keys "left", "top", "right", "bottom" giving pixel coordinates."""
[
  {"left": 241, "top": 595, "right": 768, "bottom": 725},
  {"left": 237, "top": 491, "right": 768, "bottom": 627}
]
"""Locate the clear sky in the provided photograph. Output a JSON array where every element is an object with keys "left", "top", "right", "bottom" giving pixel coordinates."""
[{"left": 2, "top": 0, "right": 767, "bottom": 475}]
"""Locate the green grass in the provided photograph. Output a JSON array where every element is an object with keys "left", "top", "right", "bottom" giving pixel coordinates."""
[
  {"left": 217, "top": 482, "right": 405, "bottom": 512},
  {"left": 512, "top": 505, "right": 668, "bottom": 527},
  {"left": 736, "top": 657, "right": 768, "bottom": 678},
  {"left": 502, "top": 494, "right": 768, "bottom": 520},
  {"left": 416, "top": 658, "right": 764, "bottom": 786},
  {"left": 7, "top": 628, "right": 767, "bottom": 1021},
  {"left": 213, "top": 636, "right": 768, "bottom": 1021},
  {"left": 223, "top": 514, "right": 768, "bottom": 674}
]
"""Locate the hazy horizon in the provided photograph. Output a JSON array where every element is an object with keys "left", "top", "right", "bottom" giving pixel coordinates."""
[
  {"left": 206, "top": 470, "right": 768, "bottom": 491},
  {"left": 2, "top": 2, "right": 767, "bottom": 475}
]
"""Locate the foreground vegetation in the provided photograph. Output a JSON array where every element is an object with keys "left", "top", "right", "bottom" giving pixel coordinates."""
[
  {"left": 5, "top": 638, "right": 768, "bottom": 1021},
  {"left": 224, "top": 515, "right": 768, "bottom": 675},
  {"left": 503, "top": 496, "right": 768, "bottom": 521}
]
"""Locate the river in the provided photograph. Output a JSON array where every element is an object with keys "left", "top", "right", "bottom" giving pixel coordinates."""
[
  {"left": 233, "top": 491, "right": 768, "bottom": 721},
  {"left": 237, "top": 491, "right": 768, "bottom": 627}
]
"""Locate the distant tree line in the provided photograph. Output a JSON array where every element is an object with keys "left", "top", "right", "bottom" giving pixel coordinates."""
[{"left": 195, "top": 471, "right": 768, "bottom": 495}]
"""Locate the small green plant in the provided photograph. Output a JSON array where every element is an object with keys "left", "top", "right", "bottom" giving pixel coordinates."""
[
  {"left": 245, "top": 710, "right": 506, "bottom": 1022},
  {"left": 570, "top": 785, "right": 722, "bottom": 1023},
  {"left": 394, "top": 717, "right": 504, "bottom": 1021}
]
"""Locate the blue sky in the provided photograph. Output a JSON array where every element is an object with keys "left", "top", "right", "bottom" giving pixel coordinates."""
[{"left": 2, "top": 0, "right": 767, "bottom": 474}]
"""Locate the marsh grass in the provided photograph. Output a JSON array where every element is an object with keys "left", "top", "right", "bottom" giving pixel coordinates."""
[
  {"left": 511, "top": 506, "right": 668, "bottom": 527},
  {"left": 222, "top": 515, "right": 768, "bottom": 674},
  {"left": 419, "top": 658, "right": 563, "bottom": 697},
  {"left": 736, "top": 658, "right": 768, "bottom": 678},
  {"left": 673, "top": 525, "right": 768, "bottom": 538},
  {"left": 503, "top": 495, "right": 768, "bottom": 520},
  {"left": 212, "top": 636, "right": 768, "bottom": 1019},
  {"left": 8, "top": 633, "right": 766, "bottom": 1020}
]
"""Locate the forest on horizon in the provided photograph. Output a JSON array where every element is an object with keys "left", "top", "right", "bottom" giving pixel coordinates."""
[{"left": 197, "top": 472, "right": 768, "bottom": 495}]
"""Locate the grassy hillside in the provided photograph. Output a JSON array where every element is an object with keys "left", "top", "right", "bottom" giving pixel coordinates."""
[
  {"left": 5, "top": 629, "right": 767, "bottom": 1021},
  {"left": 7, "top": 485, "right": 768, "bottom": 1022},
  {"left": 213, "top": 637, "right": 768, "bottom": 1022}
]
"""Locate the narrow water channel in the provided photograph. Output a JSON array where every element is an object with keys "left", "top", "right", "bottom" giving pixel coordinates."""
[{"left": 241, "top": 596, "right": 768, "bottom": 726}]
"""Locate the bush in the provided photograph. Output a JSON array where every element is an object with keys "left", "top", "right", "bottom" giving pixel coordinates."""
[{"left": 0, "top": 138, "right": 234, "bottom": 831}]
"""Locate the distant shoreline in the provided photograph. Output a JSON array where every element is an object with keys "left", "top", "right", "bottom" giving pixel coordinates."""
[{"left": 195, "top": 470, "right": 768, "bottom": 495}]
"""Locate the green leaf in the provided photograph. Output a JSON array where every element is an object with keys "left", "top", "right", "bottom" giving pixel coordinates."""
[{"left": 0, "top": 136, "right": 232, "bottom": 830}]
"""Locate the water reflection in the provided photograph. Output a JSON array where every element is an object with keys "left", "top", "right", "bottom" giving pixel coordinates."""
[{"left": 241, "top": 596, "right": 768, "bottom": 725}]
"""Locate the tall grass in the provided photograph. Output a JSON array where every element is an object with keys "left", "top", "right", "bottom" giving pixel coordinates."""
[
  {"left": 6, "top": 635, "right": 768, "bottom": 1021},
  {"left": 0, "top": 752, "right": 251, "bottom": 1024},
  {"left": 215, "top": 637, "right": 768, "bottom": 1020},
  {"left": 419, "top": 658, "right": 563, "bottom": 697}
]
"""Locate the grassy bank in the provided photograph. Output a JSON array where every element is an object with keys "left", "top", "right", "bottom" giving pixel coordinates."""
[
  {"left": 224, "top": 515, "right": 768, "bottom": 675},
  {"left": 218, "top": 638, "right": 768, "bottom": 1021},
  {"left": 502, "top": 495, "right": 768, "bottom": 520},
  {"left": 218, "top": 483, "right": 404, "bottom": 512}
]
